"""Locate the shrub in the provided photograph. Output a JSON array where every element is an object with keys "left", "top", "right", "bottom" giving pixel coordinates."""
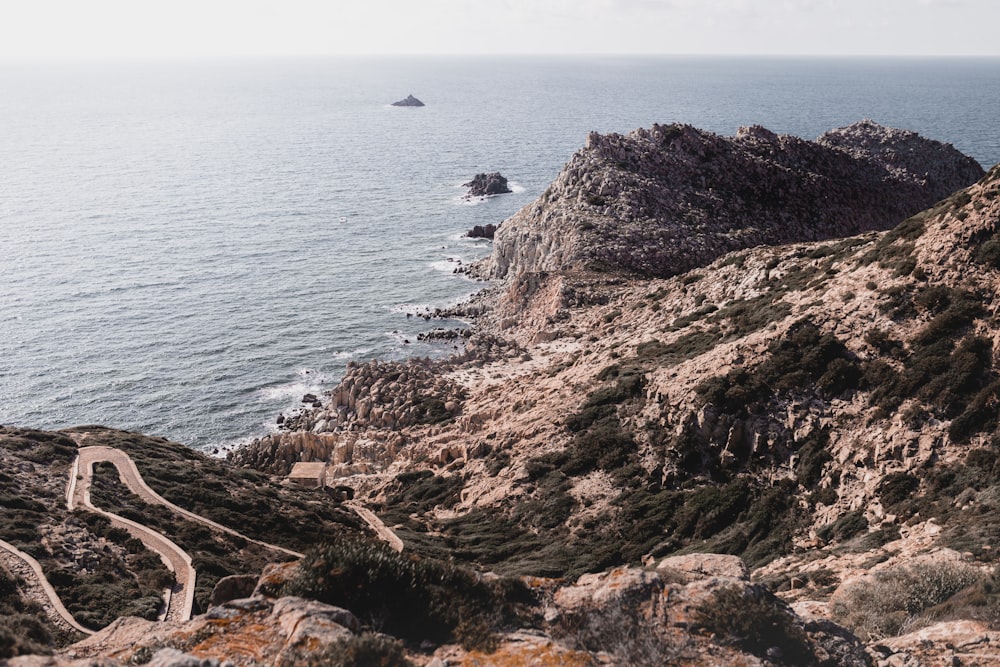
[
  {"left": 553, "top": 599, "right": 687, "bottom": 666},
  {"left": 816, "top": 510, "right": 867, "bottom": 543},
  {"left": 277, "top": 633, "right": 411, "bottom": 667},
  {"left": 695, "top": 584, "right": 816, "bottom": 665},
  {"left": 831, "top": 561, "right": 986, "bottom": 641},
  {"left": 878, "top": 473, "right": 920, "bottom": 507},
  {"left": 286, "top": 538, "right": 529, "bottom": 646}
]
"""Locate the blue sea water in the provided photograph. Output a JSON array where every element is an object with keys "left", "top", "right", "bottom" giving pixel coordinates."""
[{"left": 1, "top": 56, "right": 998, "bottom": 452}]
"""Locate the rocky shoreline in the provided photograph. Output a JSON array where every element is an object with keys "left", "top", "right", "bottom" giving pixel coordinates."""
[
  {"left": 7, "top": 120, "right": 1000, "bottom": 666},
  {"left": 223, "top": 122, "right": 1000, "bottom": 665}
]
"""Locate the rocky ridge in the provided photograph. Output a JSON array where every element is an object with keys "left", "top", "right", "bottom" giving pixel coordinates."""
[
  {"left": 5, "top": 124, "right": 1000, "bottom": 666},
  {"left": 230, "top": 148, "right": 1000, "bottom": 660},
  {"left": 482, "top": 120, "right": 984, "bottom": 280},
  {"left": 6, "top": 550, "right": 878, "bottom": 667}
]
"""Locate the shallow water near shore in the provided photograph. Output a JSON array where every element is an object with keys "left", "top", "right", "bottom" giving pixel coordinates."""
[{"left": 2, "top": 56, "right": 998, "bottom": 452}]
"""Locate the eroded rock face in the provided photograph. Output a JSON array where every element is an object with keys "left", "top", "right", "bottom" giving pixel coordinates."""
[{"left": 483, "top": 120, "right": 984, "bottom": 280}]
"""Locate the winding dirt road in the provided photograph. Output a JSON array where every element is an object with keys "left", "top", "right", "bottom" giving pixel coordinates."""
[
  {"left": 66, "top": 445, "right": 305, "bottom": 623},
  {"left": 345, "top": 501, "right": 404, "bottom": 553},
  {"left": 11, "top": 442, "right": 399, "bottom": 634},
  {"left": 67, "top": 448, "right": 196, "bottom": 622}
]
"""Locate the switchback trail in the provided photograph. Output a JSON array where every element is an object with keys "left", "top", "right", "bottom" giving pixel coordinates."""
[
  {"left": 68, "top": 448, "right": 196, "bottom": 623},
  {"left": 66, "top": 445, "right": 306, "bottom": 624}
]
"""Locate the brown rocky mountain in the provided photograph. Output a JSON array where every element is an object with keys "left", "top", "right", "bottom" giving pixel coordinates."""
[
  {"left": 4, "top": 124, "right": 1000, "bottom": 666},
  {"left": 483, "top": 120, "right": 983, "bottom": 279}
]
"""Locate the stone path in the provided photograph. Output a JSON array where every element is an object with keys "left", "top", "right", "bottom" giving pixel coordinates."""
[
  {"left": 0, "top": 538, "right": 94, "bottom": 636},
  {"left": 8, "top": 441, "right": 342, "bottom": 635},
  {"left": 68, "top": 448, "right": 197, "bottom": 623},
  {"left": 345, "top": 501, "right": 404, "bottom": 552}
]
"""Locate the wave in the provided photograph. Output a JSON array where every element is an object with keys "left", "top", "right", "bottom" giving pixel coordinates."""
[{"left": 429, "top": 257, "right": 469, "bottom": 273}]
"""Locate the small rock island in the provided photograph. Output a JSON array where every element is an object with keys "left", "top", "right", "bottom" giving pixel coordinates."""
[
  {"left": 391, "top": 94, "right": 424, "bottom": 107},
  {"left": 463, "top": 171, "right": 512, "bottom": 197}
]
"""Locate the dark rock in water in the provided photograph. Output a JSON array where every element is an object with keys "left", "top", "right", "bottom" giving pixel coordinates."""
[
  {"left": 464, "top": 172, "right": 512, "bottom": 197},
  {"left": 391, "top": 94, "right": 425, "bottom": 107},
  {"left": 467, "top": 223, "right": 499, "bottom": 239},
  {"left": 302, "top": 393, "right": 317, "bottom": 404}
]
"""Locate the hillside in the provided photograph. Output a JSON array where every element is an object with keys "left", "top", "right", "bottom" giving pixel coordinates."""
[
  {"left": 230, "top": 137, "right": 1000, "bottom": 662},
  {"left": 4, "top": 124, "right": 1000, "bottom": 666}
]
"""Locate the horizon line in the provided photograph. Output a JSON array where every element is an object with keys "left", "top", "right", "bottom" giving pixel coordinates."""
[{"left": 2, "top": 52, "right": 1000, "bottom": 64}]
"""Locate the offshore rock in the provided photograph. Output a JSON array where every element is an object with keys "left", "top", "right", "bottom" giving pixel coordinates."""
[
  {"left": 482, "top": 120, "right": 984, "bottom": 279},
  {"left": 464, "top": 171, "right": 512, "bottom": 197},
  {"left": 390, "top": 94, "right": 424, "bottom": 107},
  {"left": 466, "top": 222, "right": 499, "bottom": 239}
]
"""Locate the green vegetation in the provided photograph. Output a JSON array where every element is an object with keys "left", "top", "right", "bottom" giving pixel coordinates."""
[
  {"left": 0, "top": 427, "right": 160, "bottom": 632},
  {"left": 88, "top": 461, "right": 297, "bottom": 613},
  {"left": 0, "top": 566, "right": 55, "bottom": 658},
  {"left": 831, "top": 561, "right": 988, "bottom": 641},
  {"left": 64, "top": 426, "right": 362, "bottom": 554},
  {"left": 46, "top": 510, "right": 169, "bottom": 628},
  {"left": 862, "top": 287, "right": 998, "bottom": 440},
  {"left": 697, "top": 320, "right": 862, "bottom": 417},
  {"left": 695, "top": 585, "right": 816, "bottom": 665},
  {"left": 878, "top": 442, "right": 1000, "bottom": 563},
  {"left": 285, "top": 538, "right": 533, "bottom": 649}
]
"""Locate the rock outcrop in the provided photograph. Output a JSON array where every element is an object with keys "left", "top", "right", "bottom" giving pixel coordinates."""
[
  {"left": 466, "top": 223, "right": 499, "bottom": 239},
  {"left": 233, "top": 161, "right": 1000, "bottom": 663},
  {"left": 464, "top": 171, "right": 512, "bottom": 197},
  {"left": 390, "top": 94, "right": 424, "bottom": 107},
  {"left": 482, "top": 120, "right": 984, "bottom": 280},
  {"left": 28, "top": 554, "right": 879, "bottom": 666},
  {"left": 230, "top": 334, "right": 521, "bottom": 475}
]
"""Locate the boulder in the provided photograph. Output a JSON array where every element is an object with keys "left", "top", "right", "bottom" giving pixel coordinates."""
[
  {"left": 466, "top": 223, "right": 499, "bottom": 239},
  {"left": 272, "top": 597, "right": 360, "bottom": 648},
  {"left": 210, "top": 574, "right": 258, "bottom": 606},
  {"left": 657, "top": 553, "right": 749, "bottom": 580},
  {"left": 148, "top": 648, "right": 225, "bottom": 667}
]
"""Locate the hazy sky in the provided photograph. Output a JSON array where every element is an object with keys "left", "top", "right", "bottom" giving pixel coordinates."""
[{"left": 0, "top": 0, "right": 996, "bottom": 60}]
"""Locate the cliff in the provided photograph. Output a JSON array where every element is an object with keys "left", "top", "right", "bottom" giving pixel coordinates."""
[
  {"left": 483, "top": 120, "right": 984, "bottom": 279},
  {"left": 5, "top": 124, "right": 1000, "bottom": 666},
  {"left": 230, "top": 153, "right": 1000, "bottom": 664}
]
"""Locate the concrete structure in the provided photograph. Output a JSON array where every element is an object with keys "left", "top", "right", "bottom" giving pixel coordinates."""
[{"left": 288, "top": 461, "right": 327, "bottom": 488}]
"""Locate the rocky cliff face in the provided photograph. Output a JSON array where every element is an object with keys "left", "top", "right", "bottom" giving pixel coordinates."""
[
  {"left": 483, "top": 120, "right": 984, "bottom": 279},
  {"left": 226, "top": 159, "right": 1000, "bottom": 662},
  {"left": 7, "top": 125, "right": 1000, "bottom": 666}
]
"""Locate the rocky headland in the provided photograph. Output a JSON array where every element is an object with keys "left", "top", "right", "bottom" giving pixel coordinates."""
[
  {"left": 482, "top": 120, "right": 983, "bottom": 280},
  {"left": 5, "top": 122, "right": 1000, "bottom": 666}
]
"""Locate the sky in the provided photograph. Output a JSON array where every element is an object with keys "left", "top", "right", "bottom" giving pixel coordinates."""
[{"left": 0, "top": 0, "right": 996, "bottom": 60}]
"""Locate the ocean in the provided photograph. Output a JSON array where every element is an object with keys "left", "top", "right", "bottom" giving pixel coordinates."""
[{"left": 2, "top": 56, "right": 998, "bottom": 452}]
